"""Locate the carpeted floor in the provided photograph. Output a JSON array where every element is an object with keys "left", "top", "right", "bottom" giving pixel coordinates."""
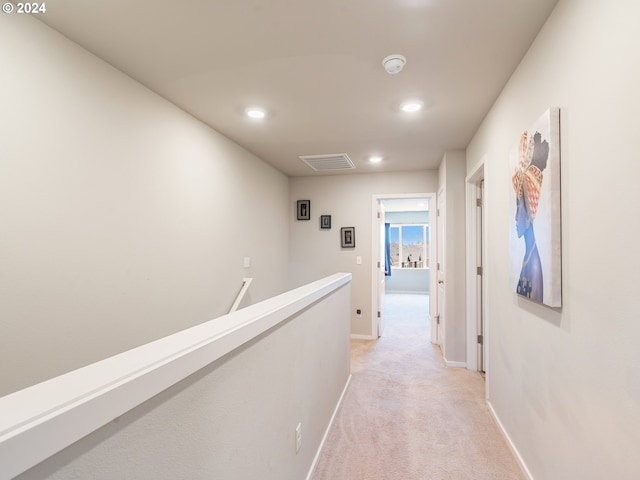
[{"left": 311, "top": 293, "right": 525, "bottom": 480}]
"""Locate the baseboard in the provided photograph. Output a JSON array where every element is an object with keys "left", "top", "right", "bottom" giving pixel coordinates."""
[
  {"left": 444, "top": 358, "right": 467, "bottom": 368},
  {"left": 350, "top": 334, "right": 376, "bottom": 340},
  {"left": 486, "top": 400, "right": 534, "bottom": 480},
  {"left": 306, "top": 374, "right": 352, "bottom": 480}
]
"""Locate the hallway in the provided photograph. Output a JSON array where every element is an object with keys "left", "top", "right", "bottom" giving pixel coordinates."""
[{"left": 312, "top": 293, "right": 524, "bottom": 480}]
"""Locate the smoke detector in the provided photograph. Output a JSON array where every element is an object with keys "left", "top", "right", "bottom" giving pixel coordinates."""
[{"left": 382, "top": 54, "right": 406, "bottom": 74}]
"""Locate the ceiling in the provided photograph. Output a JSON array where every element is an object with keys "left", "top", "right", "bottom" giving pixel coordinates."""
[{"left": 36, "top": 0, "right": 558, "bottom": 177}]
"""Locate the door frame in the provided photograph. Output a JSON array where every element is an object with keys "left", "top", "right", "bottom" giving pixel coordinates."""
[
  {"left": 376, "top": 202, "right": 386, "bottom": 337},
  {"left": 465, "top": 159, "right": 486, "bottom": 374},
  {"left": 435, "top": 188, "right": 445, "bottom": 349},
  {"left": 371, "top": 193, "right": 436, "bottom": 339}
]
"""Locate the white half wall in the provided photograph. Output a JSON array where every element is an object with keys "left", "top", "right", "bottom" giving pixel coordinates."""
[
  {"left": 466, "top": 0, "right": 640, "bottom": 478},
  {"left": 0, "top": 14, "right": 289, "bottom": 395},
  {"left": 11, "top": 277, "right": 352, "bottom": 480},
  {"left": 385, "top": 268, "right": 430, "bottom": 294},
  {"left": 289, "top": 171, "right": 438, "bottom": 337}
]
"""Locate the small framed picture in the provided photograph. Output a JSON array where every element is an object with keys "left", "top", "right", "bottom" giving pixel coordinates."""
[
  {"left": 320, "top": 215, "right": 331, "bottom": 229},
  {"left": 296, "top": 200, "right": 310, "bottom": 220},
  {"left": 341, "top": 227, "right": 355, "bottom": 248}
]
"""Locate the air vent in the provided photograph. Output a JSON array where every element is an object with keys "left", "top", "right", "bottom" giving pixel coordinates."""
[{"left": 299, "top": 153, "right": 355, "bottom": 172}]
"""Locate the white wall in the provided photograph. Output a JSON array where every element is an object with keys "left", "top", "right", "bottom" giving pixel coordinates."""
[
  {"left": 14, "top": 280, "right": 352, "bottom": 480},
  {"left": 466, "top": 0, "right": 640, "bottom": 478},
  {"left": 438, "top": 151, "right": 467, "bottom": 364},
  {"left": 0, "top": 14, "right": 289, "bottom": 396},
  {"left": 289, "top": 171, "right": 437, "bottom": 337},
  {"left": 385, "top": 269, "right": 429, "bottom": 293}
]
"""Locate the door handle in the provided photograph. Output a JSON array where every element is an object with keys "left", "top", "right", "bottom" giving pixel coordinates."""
[{"left": 438, "top": 280, "right": 444, "bottom": 284}]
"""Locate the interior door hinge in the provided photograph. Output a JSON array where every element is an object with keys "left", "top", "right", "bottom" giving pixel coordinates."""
[
  {"left": 377, "top": 212, "right": 381, "bottom": 219},
  {"left": 477, "top": 334, "right": 484, "bottom": 345},
  {"left": 476, "top": 198, "right": 483, "bottom": 207},
  {"left": 377, "top": 261, "right": 381, "bottom": 268},
  {"left": 435, "top": 315, "right": 440, "bottom": 325},
  {"left": 477, "top": 266, "right": 483, "bottom": 276},
  {"left": 377, "top": 311, "right": 381, "bottom": 318}
]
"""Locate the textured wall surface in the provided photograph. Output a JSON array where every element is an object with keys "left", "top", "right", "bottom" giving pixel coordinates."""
[
  {"left": 289, "top": 171, "right": 437, "bottom": 337},
  {"left": 0, "top": 14, "right": 289, "bottom": 395},
  {"left": 466, "top": 0, "right": 640, "bottom": 477},
  {"left": 15, "top": 283, "right": 351, "bottom": 480}
]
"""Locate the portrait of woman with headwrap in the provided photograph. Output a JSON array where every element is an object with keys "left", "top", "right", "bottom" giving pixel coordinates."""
[
  {"left": 512, "top": 130, "right": 549, "bottom": 303},
  {"left": 509, "top": 108, "right": 562, "bottom": 308}
]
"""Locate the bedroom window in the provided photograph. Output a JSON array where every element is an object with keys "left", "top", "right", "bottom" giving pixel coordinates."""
[{"left": 389, "top": 224, "right": 429, "bottom": 268}]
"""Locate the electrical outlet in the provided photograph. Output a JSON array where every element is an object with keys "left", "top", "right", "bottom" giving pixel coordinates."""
[{"left": 295, "top": 422, "right": 302, "bottom": 453}]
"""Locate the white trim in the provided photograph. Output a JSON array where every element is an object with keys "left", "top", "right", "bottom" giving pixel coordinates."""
[
  {"left": 484, "top": 173, "right": 491, "bottom": 400},
  {"left": 465, "top": 159, "right": 485, "bottom": 372},
  {"left": 443, "top": 358, "right": 467, "bottom": 368},
  {"left": 371, "top": 193, "right": 436, "bottom": 339},
  {"left": 434, "top": 187, "right": 445, "bottom": 347},
  {"left": 371, "top": 196, "right": 380, "bottom": 338},
  {"left": 306, "top": 374, "right": 352, "bottom": 480},
  {"left": 0, "top": 273, "right": 352, "bottom": 480},
  {"left": 350, "top": 334, "right": 376, "bottom": 340},
  {"left": 487, "top": 400, "right": 534, "bottom": 480}
]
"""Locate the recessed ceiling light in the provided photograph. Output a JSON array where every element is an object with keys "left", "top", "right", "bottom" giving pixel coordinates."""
[
  {"left": 246, "top": 108, "right": 266, "bottom": 119},
  {"left": 369, "top": 155, "right": 383, "bottom": 164},
  {"left": 401, "top": 101, "right": 423, "bottom": 113}
]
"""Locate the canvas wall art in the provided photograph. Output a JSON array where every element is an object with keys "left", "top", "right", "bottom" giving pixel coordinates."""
[{"left": 509, "top": 108, "right": 561, "bottom": 307}]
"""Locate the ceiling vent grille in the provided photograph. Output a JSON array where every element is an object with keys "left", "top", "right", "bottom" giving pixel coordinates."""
[{"left": 299, "top": 153, "right": 355, "bottom": 172}]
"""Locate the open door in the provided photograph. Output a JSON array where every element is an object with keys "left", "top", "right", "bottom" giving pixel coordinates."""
[
  {"left": 476, "top": 180, "right": 486, "bottom": 372},
  {"left": 377, "top": 202, "right": 386, "bottom": 337},
  {"left": 372, "top": 193, "right": 434, "bottom": 340},
  {"left": 435, "top": 188, "right": 445, "bottom": 347}
]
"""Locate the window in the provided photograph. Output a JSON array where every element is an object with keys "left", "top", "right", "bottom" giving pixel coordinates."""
[{"left": 389, "top": 224, "right": 429, "bottom": 268}]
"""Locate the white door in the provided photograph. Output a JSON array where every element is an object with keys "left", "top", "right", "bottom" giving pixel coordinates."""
[
  {"left": 476, "top": 180, "right": 485, "bottom": 372},
  {"left": 435, "top": 189, "right": 445, "bottom": 347},
  {"left": 377, "top": 203, "right": 386, "bottom": 337}
]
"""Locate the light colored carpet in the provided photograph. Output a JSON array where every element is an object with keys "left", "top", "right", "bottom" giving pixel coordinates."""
[{"left": 312, "top": 293, "right": 525, "bottom": 480}]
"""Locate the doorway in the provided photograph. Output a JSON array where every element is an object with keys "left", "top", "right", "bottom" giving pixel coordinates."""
[
  {"left": 466, "top": 161, "right": 486, "bottom": 374},
  {"left": 371, "top": 193, "right": 436, "bottom": 339}
]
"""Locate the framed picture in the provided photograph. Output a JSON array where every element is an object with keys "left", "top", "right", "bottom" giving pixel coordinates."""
[
  {"left": 509, "top": 108, "right": 561, "bottom": 307},
  {"left": 320, "top": 215, "right": 331, "bottom": 229},
  {"left": 341, "top": 227, "right": 355, "bottom": 248},
  {"left": 296, "top": 200, "right": 310, "bottom": 220}
]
